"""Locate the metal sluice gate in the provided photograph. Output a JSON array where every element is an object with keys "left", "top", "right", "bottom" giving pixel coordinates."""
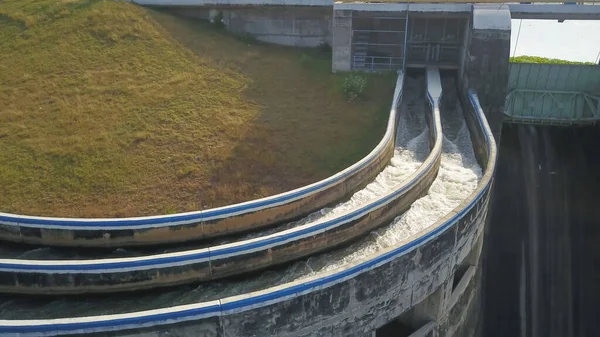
[{"left": 351, "top": 12, "right": 468, "bottom": 71}]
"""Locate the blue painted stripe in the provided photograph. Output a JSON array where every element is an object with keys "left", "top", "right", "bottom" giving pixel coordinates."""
[
  {"left": 0, "top": 250, "right": 210, "bottom": 272},
  {"left": 0, "top": 303, "right": 222, "bottom": 334},
  {"left": 3, "top": 186, "right": 490, "bottom": 334}
]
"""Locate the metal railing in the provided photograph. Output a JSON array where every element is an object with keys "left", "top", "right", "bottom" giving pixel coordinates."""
[
  {"left": 504, "top": 89, "right": 600, "bottom": 125},
  {"left": 352, "top": 56, "right": 404, "bottom": 71}
]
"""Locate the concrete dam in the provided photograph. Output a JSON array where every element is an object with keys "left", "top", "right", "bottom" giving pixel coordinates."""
[{"left": 1, "top": 2, "right": 599, "bottom": 337}]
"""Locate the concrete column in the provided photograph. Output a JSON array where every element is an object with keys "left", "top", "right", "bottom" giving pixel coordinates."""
[
  {"left": 332, "top": 9, "right": 352, "bottom": 72},
  {"left": 459, "top": 4, "right": 511, "bottom": 141},
  {"left": 412, "top": 277, "right": 455, "bottom": 326}
]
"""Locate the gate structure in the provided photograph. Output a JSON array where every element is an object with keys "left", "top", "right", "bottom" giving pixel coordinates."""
[
  {"left": 350, "top": 11, "right": 467, "bottom": 71},
  {"left": 351, "top": 13, "right": 406, "bottom": 71},
  {"left": 505, "top": 64, "right": 600, "bottom": 125}
]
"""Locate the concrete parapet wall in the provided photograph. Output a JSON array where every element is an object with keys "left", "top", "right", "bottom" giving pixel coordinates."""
[
  {"left": 159, "top": 5, "right": 332, "bottom": 47},
  {"left": 333, "top": 2, "right": 471, "bottom": 14},
  {"left": 0, "top": 76, "right": 498, "bottom": 337}
]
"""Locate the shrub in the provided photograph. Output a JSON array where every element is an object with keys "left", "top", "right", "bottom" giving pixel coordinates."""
[{"left": 342, "top": 74, "right": 367, "bottom": 102}]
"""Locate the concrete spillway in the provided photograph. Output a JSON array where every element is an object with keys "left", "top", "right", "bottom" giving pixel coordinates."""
[
  {"left": 0, "top": 1, "right": 519, "bottom": 334},
  {"left": 0, "top": 68, "right": 498, "bottom": 337},
  {"left": 484, "top": 124, "right": 600, "bottom": 337}
]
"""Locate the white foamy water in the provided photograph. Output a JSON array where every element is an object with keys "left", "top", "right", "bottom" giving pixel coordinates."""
[
  {"left": 296, "top": 104, "right": 428, "bottom": 224},
  {"left": 279, "top": 77, "right": 482, "bottom": 281}
]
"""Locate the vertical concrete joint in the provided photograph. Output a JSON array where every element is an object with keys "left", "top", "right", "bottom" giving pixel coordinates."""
[
  {"left": 461, "top": 4, "right": 511, "bottom": 141},
  {"left": 332, "top": 9, "right": 353, "bottom": 72},
  {"left": 410, "top": 277, "right": 454, "bottom": 329}
]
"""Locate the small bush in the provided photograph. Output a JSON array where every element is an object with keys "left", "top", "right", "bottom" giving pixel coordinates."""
[{"left": 342, "top": 74, "right": 367, "bottom": 102}]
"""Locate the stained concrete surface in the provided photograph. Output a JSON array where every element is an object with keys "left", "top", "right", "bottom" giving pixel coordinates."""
[{"left": 483, "top": 124, "right": 600, "bottom": 337}]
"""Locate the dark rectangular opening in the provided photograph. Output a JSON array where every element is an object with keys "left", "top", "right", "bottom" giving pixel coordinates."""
[
  {"left": 453, "top": 263, "right": 471, "bottom": 291},
  {"left": 375, "top": 319, "right": 416, "bottom": 337}
]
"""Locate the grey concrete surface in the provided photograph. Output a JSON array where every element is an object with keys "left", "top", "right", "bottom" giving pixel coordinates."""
[
  {"left": 163, "top": 6, "right": 332, "bottom": 47},
  {"left": 483, "top": 124, "right": 600, "bottom": 337},
  {"left": 332, "top": 9, "right": 351, "bottom": 72},
  {"left": 458, "top": 4, "right": 511, "bottom": 142}
]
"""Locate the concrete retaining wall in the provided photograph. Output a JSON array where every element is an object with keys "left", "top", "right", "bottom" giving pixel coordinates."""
[
  {"left": 156, "top": 5, "right": 332, "bottom": 47},
  {"left": 0, "top": 72, "right": 440, "bottom": 296},
  {"left": 0, "top": 74, "right": 498, "bottom": 336},
  {"left": 458, "top": 4, "right": 511, "bottom": 141}
]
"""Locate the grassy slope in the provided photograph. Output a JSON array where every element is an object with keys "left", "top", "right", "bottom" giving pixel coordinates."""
[{"left": 0, "top": 0, "right": 395, "bottom": 217}]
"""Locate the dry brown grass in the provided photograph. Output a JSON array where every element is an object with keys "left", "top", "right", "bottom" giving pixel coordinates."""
[{"left": 0, "top": 0, "right": 395, "bottom": 217}]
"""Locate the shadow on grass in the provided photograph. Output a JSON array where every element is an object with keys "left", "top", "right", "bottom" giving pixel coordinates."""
[{"left": 149, "top": 9, "right": 397, "bottom": 208}]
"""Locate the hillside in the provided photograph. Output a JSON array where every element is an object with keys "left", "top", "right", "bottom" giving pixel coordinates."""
[{"left": 0, "top": 0, "right": 394, "bottom": 217}]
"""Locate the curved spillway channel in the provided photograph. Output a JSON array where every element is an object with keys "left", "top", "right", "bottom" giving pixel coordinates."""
[
  {"left": 0, "top": 70, "right": 487, "bottom": 337},
  {"left": 0, "top": 72, "right": 442, "bottom": 294}
]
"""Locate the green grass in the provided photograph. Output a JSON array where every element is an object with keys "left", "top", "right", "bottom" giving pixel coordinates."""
[
  {"left": 0, "top": 0, "right": 395, "bottom": 217},
  {"left": 510, "top": 55, "right": 596, "bottom": 65}
]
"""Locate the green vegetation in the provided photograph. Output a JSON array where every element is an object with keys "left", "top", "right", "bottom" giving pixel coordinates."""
[
  {"left": 342, "top": 74, "right": 368, "bottom": 102},
  {"left": 0, "top": 0, "right": 395, "bottom": 217},
  {"left": 510, "top": 55, "right": 596, "bottom": 65}
]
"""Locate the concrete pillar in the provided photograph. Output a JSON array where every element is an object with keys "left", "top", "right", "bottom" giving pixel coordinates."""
[
  {"left": 412, "top": 278, "right": 455, "bottom": 326},
  {"left": 459, "top": 4, "right": 511, "bottom": 141},
  {"left": 332, "top": 9, "right": 353, "bottom": 72}
]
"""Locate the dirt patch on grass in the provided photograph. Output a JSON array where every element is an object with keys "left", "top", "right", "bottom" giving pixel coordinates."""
[{"left": 0, "top": 0, "right": 395, "bottom": 217}]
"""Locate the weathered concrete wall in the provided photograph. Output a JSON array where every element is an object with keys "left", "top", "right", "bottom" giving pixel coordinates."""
[
  {"left": 2, "top": 181, "right": 491, "bottom": 337},
  {"left": 162, "top": 6, "right": 332, "bottom": 47},
  {"left": 458, "top": 4, "right": 511, "bottom": 141},
  {"left": 437, "top": 258, "right": 483, "bottom": 337},
  {"left": 2, "top": 187, "right": 489, "bottom": 336}
]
